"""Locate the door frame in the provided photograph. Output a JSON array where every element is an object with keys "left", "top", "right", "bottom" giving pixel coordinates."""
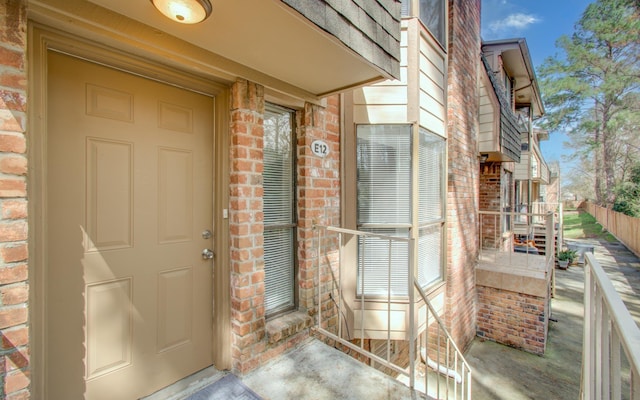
[{"left": 28, "top": 24, "right": 232, "bottom": 399}]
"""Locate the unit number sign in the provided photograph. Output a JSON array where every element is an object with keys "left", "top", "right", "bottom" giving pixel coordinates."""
[{"left": 311, "top": 140, "right": 330, "bottom": 158}]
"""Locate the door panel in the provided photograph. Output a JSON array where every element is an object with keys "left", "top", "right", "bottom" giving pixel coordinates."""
[{"left": 46, "top": 51, "right": 214, "bottom": 400}]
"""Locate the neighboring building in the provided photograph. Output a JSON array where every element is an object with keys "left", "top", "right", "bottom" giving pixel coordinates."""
[
  {"left": 479, "top": 38, "right": 547, "bottom": 248},
  {"left": 476, "top": 38, "right": 556, "bottom": 355},
  {"left": 0, "top": 1, "right": 401, "bottom": 398}
]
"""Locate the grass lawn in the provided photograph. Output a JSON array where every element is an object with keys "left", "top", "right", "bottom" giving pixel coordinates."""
[{"left": 563, "top": 210, "right": 616, "bottom": 241}]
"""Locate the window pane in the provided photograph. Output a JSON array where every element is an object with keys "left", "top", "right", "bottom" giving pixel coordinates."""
[
  {"left": 264, "top": 228, "right": 294, "bottom": 314},
  {"left": 418, "top": 224, "right": 442, "bottom": 287},
  {"left": 264, "top": 109, "right": 293, "bottom": 225},
  {"left": 263, "top": 105, "right": 295, "bottom": 316},
  {"left": 357, "top": 228, "right": 410, "bottom": 297},
  {"left": 419, "top": 0, "right": 445, "bottom": 46},
  {"left": 418, "top": 129, "right": 445, "bottom": 224},
  {"left": 357, "top": 125, "right": 411, "bottom": 225}
]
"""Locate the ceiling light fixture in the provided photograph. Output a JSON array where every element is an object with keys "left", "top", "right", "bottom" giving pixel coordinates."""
[{"left": 151, "top": 0, "right": 212, "bottom": 24}]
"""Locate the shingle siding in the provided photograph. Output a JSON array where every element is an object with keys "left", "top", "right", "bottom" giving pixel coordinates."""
[
  {"left": 480, "top": 55, "right": 522, "bottom": 163},
  {"left": 282, "top": 0, "right": 401, "bottom": 80}
]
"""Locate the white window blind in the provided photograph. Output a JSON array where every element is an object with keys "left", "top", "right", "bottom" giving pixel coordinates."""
[
  {"left": 417, "top": 129, "right": 445, "bottom": 288},
  {"left": 357, "top": 228, "right": 410, "bottom": 297},
  {"left": 417, "top": 224, "right": 442, "bottom": 287},
  {"left": 356, "top": 125, "right": 411, "bottom": 297},
  {"left": 263, "top": 105, "right": 295, "bottom": 315},
  {"left": 356, "top": 125, "right": 445, "bottom": 296},
  {"left": 357, "top": 125, "right": 411, "bottom": 225},
  {"left": 418, "top": 129, "right": 444, "bottom": 224}
]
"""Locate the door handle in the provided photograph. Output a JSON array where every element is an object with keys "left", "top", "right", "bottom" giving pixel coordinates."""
[{"left": 202, "top": 249, "right": 214, "bottom": 260}]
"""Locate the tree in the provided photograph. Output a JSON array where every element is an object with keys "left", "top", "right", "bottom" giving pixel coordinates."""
[
  {"left": 538, "top": 0, "right": 640, "bottom": 206},
  {"left": 613, "top": 162, "right": 640, "bottom": 217}
]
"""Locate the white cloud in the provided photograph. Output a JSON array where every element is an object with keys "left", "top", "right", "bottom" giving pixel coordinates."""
[{"left": 489, "top": 13, "right": 540, "bottom": 34}]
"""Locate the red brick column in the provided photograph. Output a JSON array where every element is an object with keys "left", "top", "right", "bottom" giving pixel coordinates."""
[
  {"left": 297, "top": 96, "right": 341, "bottom": 313},
  {"left": 228, "top": 79, "right": 266, "bottom": 373},
  {"left": 445, "top": 0, "right": 481, "bottom": 351},
  {"left": 0, "top": 1, "right": 29, "bottom": 399}
]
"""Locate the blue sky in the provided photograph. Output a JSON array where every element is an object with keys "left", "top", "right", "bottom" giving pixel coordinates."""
[{"left": 481, "top": 0, "right": 594, "bottom": 175}]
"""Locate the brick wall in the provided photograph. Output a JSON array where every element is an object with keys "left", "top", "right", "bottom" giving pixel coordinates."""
[
  {"left": 444, "top": 0, "right": 481, "bottom": 351},
  {"left": 229, "top": 79, "right": 267, "bottom": 374},
  {"left": 476, "top": 285, "right": 548, "bottom": 355},
  {"left": 0, "top": 1, "right": 29, "bottom": 399},
  {"left": 229, "top": 80, "right": 342, "bottom": 373},
  {"left": 296, "top": 97, "right": 341, "bottom": 312}
]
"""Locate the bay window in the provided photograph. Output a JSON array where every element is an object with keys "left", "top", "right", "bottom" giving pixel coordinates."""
[{"left": 356, "top": 125, "right": 445, "bottom": 297}]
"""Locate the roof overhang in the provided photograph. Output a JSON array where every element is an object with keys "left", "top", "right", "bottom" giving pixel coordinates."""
[
  {"left": 30, "top": 0, "right": 396, "bottom": 103},
  {"left": 482, "top": 38, "right": 545, "bottom": 118}
]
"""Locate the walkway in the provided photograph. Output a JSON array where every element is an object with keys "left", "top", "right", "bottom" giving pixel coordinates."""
[{"left": 466, "top": 235, "right": 640, "bottom": 400}]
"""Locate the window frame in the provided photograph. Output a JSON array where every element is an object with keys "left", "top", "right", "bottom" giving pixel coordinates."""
[{"left": 263, "top": 103, "right": 298, "bottom": 318}]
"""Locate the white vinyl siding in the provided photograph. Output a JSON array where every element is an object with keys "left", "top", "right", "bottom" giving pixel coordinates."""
[
  {"left": 263, "top": 105, "right": 296, "bottom": 316},
  {"left": 478, "top": 67, "right": 500, "bottom": 153},
  {"left": 418, "top": 32, "right": 446, "bottom": 137}
]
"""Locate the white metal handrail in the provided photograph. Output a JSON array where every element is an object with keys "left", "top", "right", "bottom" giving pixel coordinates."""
[
  {"left": 479, "top": 210, "right": 557, "bottom": 265},
  {"left": 313, "top": 224, "right": 472, "bottom": 399},
  {"left": 582, "top": 252, "right": 640, "bottom": 400}
]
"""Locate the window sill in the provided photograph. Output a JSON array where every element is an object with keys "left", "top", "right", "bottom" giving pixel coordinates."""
[{"left": 266, "top": 311, "right": 313, "bottom": 344}]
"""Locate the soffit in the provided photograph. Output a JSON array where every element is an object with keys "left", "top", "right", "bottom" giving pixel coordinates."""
[
  {"left": 483, "top": 40, "right": 544, "bottom": 118},
  {"left": 35, "top": 0, "right": 392, "bottom": 100}
]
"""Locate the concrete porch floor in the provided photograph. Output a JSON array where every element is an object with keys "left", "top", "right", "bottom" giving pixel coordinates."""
[{"left": 146, "top": 236, "right": 640, "bottom": 400}]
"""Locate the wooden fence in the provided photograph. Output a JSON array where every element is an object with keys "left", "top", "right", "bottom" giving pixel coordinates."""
[{"left": 583, "top": 202, "right": 640, "bottom": 258}]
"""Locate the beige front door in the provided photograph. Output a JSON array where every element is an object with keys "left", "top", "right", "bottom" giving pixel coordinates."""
[{"left": 45, "top": 51, "right": 214, "bottom": 399}]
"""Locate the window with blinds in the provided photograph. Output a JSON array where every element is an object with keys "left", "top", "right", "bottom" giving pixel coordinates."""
[
  {"left": 417, "top": 129, "right": 445, "bottom": 288},
  {"left": 357, "top": 125, "right": 411, "bottom": 296},
  {"left": 263, "top": 104, "right": 296, "bottom": 317},
  {"left": 356, "top": 125, "right": 445, "bottom": 296}
]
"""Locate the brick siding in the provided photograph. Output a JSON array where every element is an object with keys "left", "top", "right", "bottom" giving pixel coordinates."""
[
  {"left": 229, "top": 79, "right": 342, "bottom": 374},
  {"left": 444, "top": 0, "right": 481, "bottom": 351},
  {"left": 0, "top": 1, "right": 29, "bottom": 398},
  {"left": 477, "top": 285, "right": 548, "bottom": 355}
]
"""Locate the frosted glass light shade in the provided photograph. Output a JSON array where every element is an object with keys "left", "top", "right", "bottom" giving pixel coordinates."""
[{"left": 151, "top": 0, "right": 212, "bottom": 24}]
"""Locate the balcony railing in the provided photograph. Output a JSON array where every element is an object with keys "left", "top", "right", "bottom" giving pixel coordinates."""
[
  {"left": 582, "top": 252, "right": 640, "bottom": 400},
  {"left": 479, "top": 209, "right": 558, "bottom": 265},
  {"left": 313, "top": 225, "right": 472, "bottom": 399}
]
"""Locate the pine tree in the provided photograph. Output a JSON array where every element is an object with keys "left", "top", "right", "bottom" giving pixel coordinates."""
[{"left": 539, "top": 0, "right": 640, "bottom": 206}]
